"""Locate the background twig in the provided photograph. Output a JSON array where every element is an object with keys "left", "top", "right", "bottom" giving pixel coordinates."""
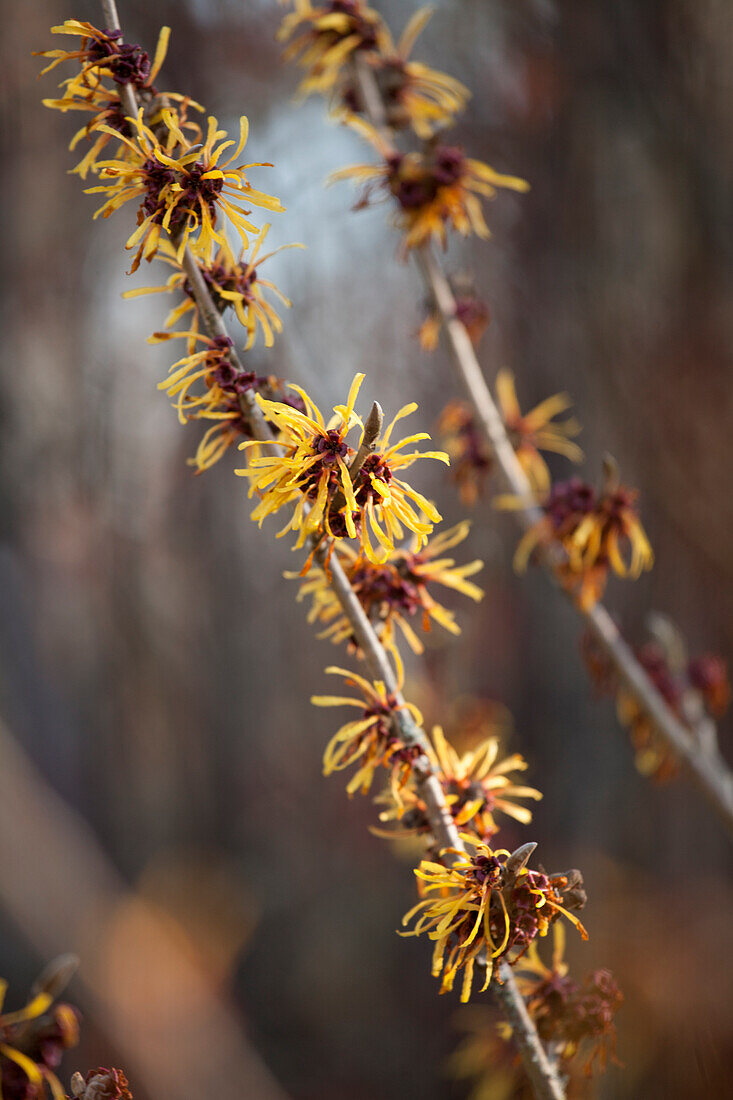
[{"left": 351, "top": 54, "right": 733, "bottom": 841}]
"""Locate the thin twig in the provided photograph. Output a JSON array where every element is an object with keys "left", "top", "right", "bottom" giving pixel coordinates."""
[
  {"left": 0, "top": 719, "right": 293, "bottom": 1100},
  {"left": 97, "top": 8, "right": 567, "bottom": 1097},
  {"left": 351, "top": 55, "right": 733, "bottom": 842}
]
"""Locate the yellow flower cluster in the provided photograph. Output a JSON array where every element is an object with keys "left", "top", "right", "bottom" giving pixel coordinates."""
[
  {"left": 504, "top": 469, "right": 654, "bottom": 609},
  {"left": 280, "top": 3, "right": 529, "bottom": 250},
  {"left": 38, "top": 18, "right": 296, "bottom": 472},
  {"left": 289, "top": 521, "right": 484, "bottom": 656},
  {"left": 332, "top": 116, "right": 529, "bottom": 251},
  {"left": 36, "top": 20, "right": 178, "bottom": 178},
  {"left": 236, "top": 372, "right": 448, "bottom": 564},
  {"left": 309, "top": 628, "right": 587, "bottom": 1006},
  {"left": 42, "top": 10, "right": 599, "bottom": 1031},
  {"left": 279, "top": 3, "right": 468, "bottom": 137},
  {"left": 401, "top": 836, "right": 587, "bottom": 1001},
  {"left": 312, "top": 664, "right": 424, "bottom": 801}
]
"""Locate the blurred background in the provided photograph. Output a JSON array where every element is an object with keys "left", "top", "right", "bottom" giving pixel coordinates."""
[{"left": 1, "top": 0, "right": 732, "bottom": 1097}]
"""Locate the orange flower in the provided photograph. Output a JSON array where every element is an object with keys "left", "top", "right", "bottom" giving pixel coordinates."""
[
  {"left": 312, "top": 664, "right": 423, "bottom": 798},
  {"left": 508, "top": 473, "right": 653, "bottom": 609},
  {"left": 401, "top": 837, "right": 587, "bottom": 1001},
  {"left": 375, "top": 726, "right": 541, "bottom": 842},
  {"left": 438, "top": 402, "right": 492, "bottom": 506},
  {"left": 496, "top": 369, "right": 582, "bottom": 494},
  {"left": 331, "top": 117, "right": 529, "bottom": 250},
  {"left": 278, "top": 0, "right": 389, "bottom": 97}
]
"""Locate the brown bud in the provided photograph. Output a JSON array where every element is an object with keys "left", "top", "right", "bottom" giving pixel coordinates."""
[
  {"left": 70, "top": 1072, "right": 86, "bottom": 1098},
  {"left": 601, "top": 453, "right": 620, "bottom": 491},
  {"left": 505, "top": 842, "right": 537, "bottom": 878},
  {"left": 559, "top": 868, "right": 587, "bottom": 910},
  {"left": 31, "top": 954, "right": 79, "bottom": 1000}
]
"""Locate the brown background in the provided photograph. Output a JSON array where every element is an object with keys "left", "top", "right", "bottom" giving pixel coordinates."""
[{"left": 1, "top": 1, "right": 731, "bottom": 1097}]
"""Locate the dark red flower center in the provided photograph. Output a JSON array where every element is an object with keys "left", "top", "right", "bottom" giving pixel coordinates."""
[{"left": 314, "top": 429, "right": 348, "bottom": 466}]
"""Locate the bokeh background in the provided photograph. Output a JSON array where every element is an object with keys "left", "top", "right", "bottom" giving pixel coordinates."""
[{"left": 2, "top": 1, "right": 732, "bottom": 1097}]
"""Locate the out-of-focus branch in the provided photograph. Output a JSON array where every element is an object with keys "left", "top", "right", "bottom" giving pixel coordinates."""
[
  {"left": 352, "top": 55, "right": 733, "bottom": 843},
  {"left": 0, "top": 719, "right": 292, "bottom": 1100}
]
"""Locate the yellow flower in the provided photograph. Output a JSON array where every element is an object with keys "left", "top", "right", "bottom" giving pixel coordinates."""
[
  {"left": 349, "top": 404, "right": 449, "bottom": 561},
  {"left": 495, "top": 369, "right": 583, "bottom": 495},
  {"left": 0, "top": 979, "right": 62, "bottom": 1099},
  {"left": 437, "top": 401, "right": 492, "bottom": 507},
  {"left": 124, "top": 228, "right": 301, "bottom": 352},
  {"left": 508, "top": 474, "right": 654, "bottom": 609},
  {"left": 401, "top": 836, "right": 588, "bottom": 1002},
  {"left": 36, "top": 20, "right": 169, "bottom": 96},
  {"left": 82, "top": 108, "right": 187, "bottom": 270},
  {"left": 150, "top": 330, "right": 254, "bottom": 472},
  {"left": 86, "top": 109, "right": 283, "bottom": 271},
  {"left": 509, "top": 926, "right": 623, "bottom": 1075},
  {"left": 312, "top": 664, "right": 424, "bottom": 797},
  {"left": 358, "top": 7, "right": 470, "bottom": 138},
  {"left": 149, "top": 330, "right": 239, "bottom": 425},
  {"left": 278, "top": 0, "right": 389, "bottom": 98},
  {"left": 147, "top": 328, "right": 297, "bottom": 472},
  {"left": 289, "top": 521, "right": 482, "bottom": 656},
  {"left": 428, "top": 727, "right": 542, "bottom": 833},
  {"left": 375, "top": 725, "right": 541, "bottom": 843},
  {"left": 236, "top": 372, "right": 365, "bottom": 546},
  {"left": 331, "top": 116, "right": 529, "bottom": 250},
  {"left": 236, "top": 375, "right": 448, "bottom": 563}
]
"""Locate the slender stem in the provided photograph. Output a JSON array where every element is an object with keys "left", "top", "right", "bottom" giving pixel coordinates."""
[
  {"left": 320, "top": 541, "right": 566, "bottom": 1100},
  {"left": 414, "top": 248, "right": 543, "bottom": 527},
  {"left": 493, "top": 968, "right": 566, "bottom": 1100},
  {"left": 352, "top": 55, "right": 733, "bottom": 842},
  {"left": 100, "top": 2, "right": 136, "bottom": 119},
  {"left": 99, "top": 9, "right": 568, "bottom": 1096}
]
